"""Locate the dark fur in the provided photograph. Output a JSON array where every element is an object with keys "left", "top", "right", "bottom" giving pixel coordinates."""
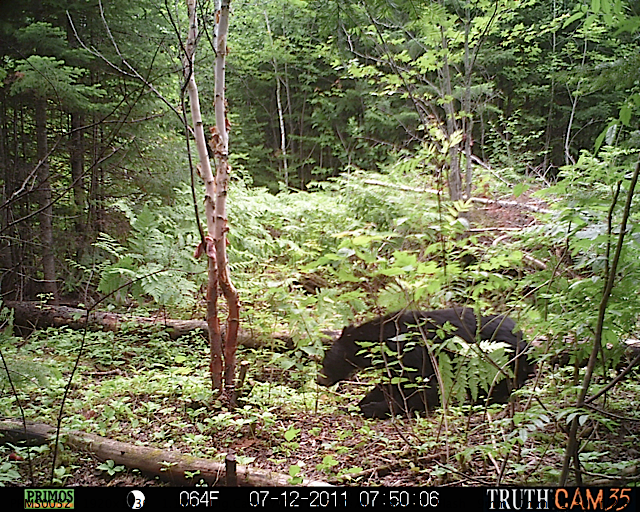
[{"left": 317, "top": 307, "right": 532, "bottom": 418}]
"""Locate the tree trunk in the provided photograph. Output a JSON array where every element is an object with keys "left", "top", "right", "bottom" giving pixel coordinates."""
[
  {"left": 463, "top": 13, "right": 473, "bottom": 199},
  {"left": 213, "top": 0, "right": 241, "bottom": 399},
  {"left": 184, "top": 0, "right": 223, "bottom": 392},
  {"left": 0, "top": 89, "right": 15, "bottom": 299},
  {"left": 66, "top": 14, "right": 88, "bottom": 250},
  {"left": 564, "top": 38, "right": 588, "bottom": 167},
  {"left": 439, "top": 30, "right": 461, "bottom": 201},
  {"left": 89, "top": 113, "right": 103, "bottom": 234},
  {"left": 542, "top": 0, "right": 558, "bottom": 172},
  {"left": 264, "top": 11, "right": 288, "bottom": 187},
  {"left": 184, "top": 0, "right": 240, "bottom": 397},
  {"left": 69, "top": 112, "right": 87, "bottom": 251},
  {"left": 34, "top": 97, "right": 59, "bottom": 303}
]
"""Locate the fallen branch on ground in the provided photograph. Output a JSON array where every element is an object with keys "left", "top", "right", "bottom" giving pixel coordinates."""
[
  {"left": 363, "top": 179, "right": 552, "bottom": 214},
  {"left": 0, "top": 419, "right": 330, "bottom": 487},
  {"left": 5, "top": 301, "right": 286, "bottom": 346}
]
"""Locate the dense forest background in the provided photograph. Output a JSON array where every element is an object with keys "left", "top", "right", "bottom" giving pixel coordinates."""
[
  {"left": 1, "top": 0, "right": 640, "bottom": 488},
  {"left": 1, "top": 0, "right": 638, "bottom": 304}
]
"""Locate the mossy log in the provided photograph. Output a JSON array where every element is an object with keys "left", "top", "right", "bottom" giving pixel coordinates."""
[
  {"left": 0, "top": 419, "right": 329, "bottom": 487},
  {"left": 5, "top": 301, "right": 284, "bottom": 347}
]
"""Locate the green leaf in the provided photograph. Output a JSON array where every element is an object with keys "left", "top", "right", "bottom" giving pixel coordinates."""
[
  {"left": 322, "top": 455, "right": 339, "bottom": 467},
  {"left": 289, "top": 465, "right": 301, "bottom": 477},
  {"left": 513, "top": 183, "right": 530, "bottom": 198},
  {"left": 377, "top": 267, "right": 408, "bottom": 276},
  {"left": 284, "top": 426, "right": 300, "bottom": 442},
  {"left": 619, "top": 104, "right": 631, "bottom": 126},
  {"left": 563, "top": 11, "right": 585, "bottom": 28},
  {"left": 352, "top": 235, "right": 373, "bottom": 246}
]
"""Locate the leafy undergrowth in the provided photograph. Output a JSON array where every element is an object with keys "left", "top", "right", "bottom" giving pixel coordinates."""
[
  {"left": 4, "top": 156, "right": 640, "bottom": 486},
  {"left": 1, "top": 325, "right": 639, "bottom": 487}
]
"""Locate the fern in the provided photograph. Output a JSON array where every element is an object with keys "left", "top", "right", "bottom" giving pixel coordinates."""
[
  {"left": 435, "top": 339, "right": 515, "bottom": 406},
  {"left": 0, "top": 358, "right": 57, "bottom": 389},
  {"left": 93, "top": 196, "right": 204, "bottom": 308},
  {"left": 437, "top": 350, "right": 455, "bottom": 406},
  {"left": 0, "top": 306, "right": 52, "bottom": 391},
  {"left": 467, "top": 356, "right": 481, "bottom": 402}
]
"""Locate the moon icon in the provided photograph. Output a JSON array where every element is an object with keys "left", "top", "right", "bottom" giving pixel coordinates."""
[{"left": 127, "top": 490, "right": 146, "bottom": 509}]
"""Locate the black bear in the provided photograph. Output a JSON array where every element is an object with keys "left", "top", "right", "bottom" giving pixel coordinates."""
[{"left": 317, "top": 307, "right": 532, "bottom": 418}]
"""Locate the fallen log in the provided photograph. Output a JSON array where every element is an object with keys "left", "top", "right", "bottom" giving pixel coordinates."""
[
  {"left": 5, "top": 301, "right": 283, "bottom": 347},
  {"left": 362, "top": 179, "right": 553, "bottom": 214},
  {"left": 6, "top": 301, "right": 208, "bottom": 340},
  {"left": 0, "top": 419, "right": 330, "bottom": 487}
]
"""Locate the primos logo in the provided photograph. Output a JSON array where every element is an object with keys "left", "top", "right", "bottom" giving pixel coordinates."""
[{"left": 24, "top": 489, "right": 75, "bottom": 509}]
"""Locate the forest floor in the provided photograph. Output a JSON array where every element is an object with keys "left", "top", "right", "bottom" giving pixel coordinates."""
[
  {"left": 13, "top": 376, "right": 640, "bottom": 488},
  {"left": 6, "top": 200, "right": 640, "bottom": 487}
]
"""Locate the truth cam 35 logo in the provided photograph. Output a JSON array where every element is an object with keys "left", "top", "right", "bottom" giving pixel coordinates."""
[{"left": 486, "top": 488, "right": 633, "bottom": 511}]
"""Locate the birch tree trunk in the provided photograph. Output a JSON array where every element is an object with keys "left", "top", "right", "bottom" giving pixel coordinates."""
[
  {"left": 184, "top": 0, "right": 239, "bottom": 397},
  {"left": 264, "top": 11, "right": 288, "bottom": 187},
  {"left": 462, "top": 14, "right": 473, "bottom": 199},
  {"left": 212, "top": 0, "right": 240, "bottom": 398}
]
